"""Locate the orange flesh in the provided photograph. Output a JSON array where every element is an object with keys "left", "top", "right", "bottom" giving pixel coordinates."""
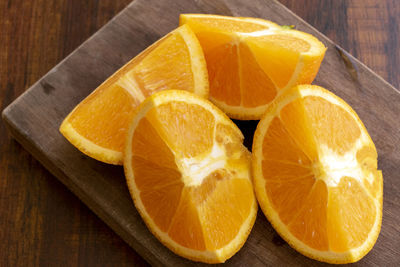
[
  {"left": 70, "top": 84, "right": 139, "bottom": 151},
  {"left": 199, "top": 178, "right": 254, "bottom": 250},
  {"left": 288, "top": 180, "right": 329, "bottom": 251},
  {"left": 132, "top": 118, "right": 183, "bottom": 232},
  {"left": 206, "top": 41, "right": 241, "bottom": 106},
  {"left": 203, "top": 35, "right": 306, "bottom": 106},
  {"left": 303, "top": 96, "right": 361, "bottom": 155},
  {"left": 261, "top": 95, "right": 379, "bottom": 252},
  {"left": 168, "top": 188, "right": 207, "bottom": 250},
  {"left": 245, "top": 36, "right": 306, "bottom": 88},
  {"left": 131, "top": 33, "right": 194, "bottom": 97},
  {"left": 146, "top": 102, "right": 215, "bottom": 158},
  {"left": 327, "top": 176, "right": 376, "bottom": 252},
  {"left": 239, "top": 42, "right": 277, "bottom": 107},
  {"left": 182, "top": 16, "right": 314, "bottom": 108},
  {"left": 131, "top": 101, "right": 254, "bottom": 251},
  {"left": 66, "top": 30, "right": 197, "bottom": 153}
]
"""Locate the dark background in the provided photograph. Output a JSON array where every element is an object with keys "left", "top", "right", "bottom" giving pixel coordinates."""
[{"left": 1, "top": 0, "right": 399, "bottom": 266}]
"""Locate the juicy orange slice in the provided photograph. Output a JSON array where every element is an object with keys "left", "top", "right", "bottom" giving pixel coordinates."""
[
  {"left": 60, "top": 25, "right": 208, "bottom": 164},
  {"left": 180, "top": 14, "right": 326, "bottom": 119},
  {"left": 252, "top": 85, "right": 382, "bottom": 263},
  {"left": 124, "top": 90, "right": 257, "bottom": 263}
]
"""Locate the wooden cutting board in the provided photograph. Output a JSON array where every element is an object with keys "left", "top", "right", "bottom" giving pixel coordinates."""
[{"left": 2, "top": 0, "right": 400, "bottom": 265}]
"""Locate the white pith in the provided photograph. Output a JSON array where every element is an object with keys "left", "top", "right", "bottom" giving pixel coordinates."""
[
  {"left": 116, "top": 70, "right": 145, "bottom": 101},
  {"left": 314, "top": 134, "right": 372, "bottom": 187},
  {"left": 178, "top": 140, "right": 226, "bottom": 186}
]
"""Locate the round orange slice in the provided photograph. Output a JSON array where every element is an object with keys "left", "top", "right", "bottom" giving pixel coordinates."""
[
  {"left": 180, "top": 14, "right": 327, "bottom": 119},
  {"left": 60, "top": 25, "right": 209, "bottom": 164},
  {"left": 252, "top": 85, "right": 382, "bottom": 263},
  {"left": 124, "top": 90, "right": 257, "bottom": 263}
]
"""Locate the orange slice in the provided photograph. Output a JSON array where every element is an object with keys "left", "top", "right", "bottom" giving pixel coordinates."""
[
  {"left": 252, "top": 85, "right": 382, "bottom": 263},
  {"left": 124, "top": 90, "right": 257, "bottom": 263},
  {"left": 60, "top": 25, "right": 209, "bottom": 164},
  {"left": 180, "top": 14, "right": 326, "bottom": 119}
]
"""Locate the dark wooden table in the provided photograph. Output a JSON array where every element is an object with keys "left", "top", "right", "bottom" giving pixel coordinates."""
[{"left": 1, "top": 0, "right": 398, "bottom": 266}]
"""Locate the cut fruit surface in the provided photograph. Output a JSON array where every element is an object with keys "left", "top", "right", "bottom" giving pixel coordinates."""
[
  {"left": 180, "top": 14, "right": 327, "bottom": 119},
  {"left": 60, "top": 25, "right": 208, "bottom": 164},
  {"left": 124, "top": 90, "right": 257, "bottom": 263},
  {"left": 252, "top": 85, "right": 382, "bottom": 263}
]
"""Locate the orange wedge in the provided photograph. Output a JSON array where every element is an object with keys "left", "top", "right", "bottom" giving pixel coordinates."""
[
  {"left": 180, "top": 14, "right": 326, "bottom": 119},
  {"left": 60, "top": 25, "right": 208, "bottom": 164},
  {"left": 252, "top": 85, "right": 382, "bottom": 263},
  {"left": 124, "top": 90, "right": 257, "bottom": 263}
]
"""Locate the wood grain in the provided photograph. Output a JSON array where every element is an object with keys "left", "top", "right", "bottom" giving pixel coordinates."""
[
  {"left": 1, "top": 0, "right": 399, "bottom": 266},
  {"left": 0, "top": 0, "right": 147, "bottom": 266}
]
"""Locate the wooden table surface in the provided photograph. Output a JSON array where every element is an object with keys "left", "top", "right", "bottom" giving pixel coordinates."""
[{"left": 1, "top": 0, "right": 399, "bottom": 266}]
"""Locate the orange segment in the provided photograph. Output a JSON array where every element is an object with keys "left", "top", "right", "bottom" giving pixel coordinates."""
[
  {"left": 168, "top": 188, "right": 207, "bottom": 251},
  {"left": 131, "top": 117, "right": 177, "bottom": 169},
  {"left": 124, "top": 90, "right": 257, "bottom": 263},
  {"left": 245, "top": 35, "right": 305, "bottom": 88},
  {"left": 327, "top": 177, "right": 377, "bottom": 252},
  {"left": 239, "top": 42, "right": 277, "bottom": 107},
  {"left": 60, "top": 24, "right": 209, "bottom": 164},
  {"left": 265, "top": 175, "right": 315, "bottom": 224},
  {"left": 262, "top": 160, "right": 312, "bottom": 182},
  {"left": 68, "top": 84, "right": 138, "bottom": 152},
  {"left": 206, "top": 42, "right": 241, "bottom": 106},
  {"left": 131, "top": 33, "right": 194, "bottom": 96},
  {"left": 131, "top": 118, "right": 183, "bottom": 232},
  {"left": 198, "top": 178, "right": 254, "bottom": 250},
  {"left": 140, "top": 182, "right": 184, "bottom": 233},
  {"left": 262, "top": 117, "right": 311, "bottom": 165},
  {"left": 252, "top": 85, "right": 382, "bottom": 263},
  {"left": 303, "top": 95, "right": 361, "bottom": 155},
  {"left": 146, "top": 101, "right": 215, "bottom": 158},
  {"left": 180, "top": 14, "right": 326, "bottom": 119},
  {"left": 280, "top": 97, "right": 319, "bottom": 161},
  {"left": 287, "top": 180, "right": 329, "bottom": 251}
]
